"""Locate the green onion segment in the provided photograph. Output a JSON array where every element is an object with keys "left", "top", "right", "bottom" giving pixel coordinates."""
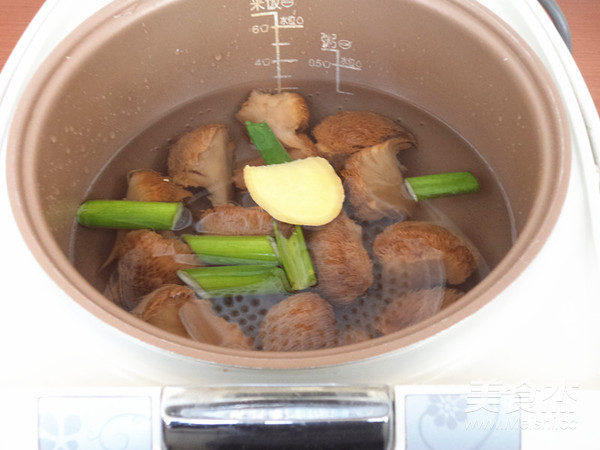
[
  {"left": 405, "top": 172, "right": 480, "bottom": 201},
  {"left": 178, "top": 265, "right": 291, "bottom": 299},
  {"left": 76, "top": 200, "right": 189, "bottom": 230},
  {"left": 274, "top": 223, "right": 317, "bottom": 291},
  {"left": 182, "top": 234, "right": 279, "bottom": 266},
  {"left": 245, "top": 121, "right": 293, "bottom": 165}
]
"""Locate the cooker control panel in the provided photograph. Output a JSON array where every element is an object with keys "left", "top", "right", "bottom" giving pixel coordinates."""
[{"left": 19, "top": 383, "right": 594, "bottom": 449}]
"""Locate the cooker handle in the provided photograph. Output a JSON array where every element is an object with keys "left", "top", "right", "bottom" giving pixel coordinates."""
[
  {"left": 538, "top": 0, "right": 573, "bottom": 52},
  {"left": 161, "top": 385, "right": 394, "bottom": 450}
]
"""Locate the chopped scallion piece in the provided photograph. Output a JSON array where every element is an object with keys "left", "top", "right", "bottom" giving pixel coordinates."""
[
  {"left": 245, "top": 121, "right": 293, "bottom": 165},
  {"left": 244, "top": 121, "right": 318, "bottom": 290},
  {"left": 182, "top": 234, "right": 279, "bottom": 266},
  {"left": 76, "top": 200, "right": 190, "bottom": 230},
  {"left": 405, "top": 172, "right": 480, "bottom": 201},
  {"left": 177, "top": 265, "right": 292, "bottom": 299},
  {"left": 274, "top": 223, "right": 317, "bottom": 291}
]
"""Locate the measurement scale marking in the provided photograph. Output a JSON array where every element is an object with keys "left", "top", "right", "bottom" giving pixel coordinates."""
[
  {"left": 320, "top": 47, "right": 360, "bottom": 95},
  {"left": 329, "top": 63, "right": 362, "bottom": 71},
  {"left": 251, "top": 10, "right": 304, "bottom": 92}
]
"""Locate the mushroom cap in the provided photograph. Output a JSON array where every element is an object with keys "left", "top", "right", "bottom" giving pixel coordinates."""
[
  {"left": 258, "top": 292, "right": 339, "bottom": 352},
  {"left": 236, "top": 90, "right": 310, "bottom": 150},
  {"left": 178, "top": 299, "right": 254, "bottom": 350},
  {"left": 131, "top": 284, "right": 196, "bottom": 338},
  {"left": 102, "top": 170, "right": 193, "bottom": 269},
  {"left": 109, "top": 229, "right": 195, "bottom": 264},
  {"left": 126, "top": 169, "right": 192, "bottom": 202},
  {"left": 107, "top": 230, "right": 197, "bottom": 310},
  {"left": 198, "top": 204, "right": 293, "bottom": 236},
  {"left": 306, "top": 212, "right": 373, "bottom": 305},
  {"left": 342, "top": 139, "right": 417, "bottom": 221},
  {"left": 374, "top": 287, "right": 464, "bottom": 335},
  {"left": 337, "top": 328, "right": 373, "bottom": 347},
  {"left": 373, "top": 221, "right": 477, "bottom": 290},
  {"left": 313, "top": 111, "right": 415, "bottom": 169},
  {"left": 167, "top": 123, "right": 235, "bottom": 206}
]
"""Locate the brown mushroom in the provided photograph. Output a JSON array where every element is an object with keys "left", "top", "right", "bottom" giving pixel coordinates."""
[
  {"left": 197, "top": 204, "right": 293, "bottom": 236},
  {"left": 337, "top": 328, "right": 372, "bottom": 347},
  {"left": 306, "top": 212, "right": 373, "bottom": 305},
  {"left": 374, "top": 287, "right": 464, "bottom": 335},
  {"left": 373, "top": 221, "right": 477, "bottom": 292},
  {"left": 106, "top": 229, "right": 198, "bottom": 310},
  {"left": 342, "top": 139, "right": 417, "bottom": 221},
  {"left": 236, "top": 89, "right": 315, "bottom": 152},
  {"left": 178, "top": 299, "right": 254, "bottom": 350},
  {"left": 126, "top": 169, "right": 193, "bottom": 202},
  {"left": 167, "top": 123, "right": 235, "bottom": 206},
  {"left": 102, "top": 169, "right": 194, "bottom": 269},
  {"left": 131, "top": 284, "right": 196, "bottom": 338},
  {"left": 258, "top": 292, "right": 339, "bottom": 352},
  {"left": 313, "top": 110, "right": 415, "bottom": 169}
]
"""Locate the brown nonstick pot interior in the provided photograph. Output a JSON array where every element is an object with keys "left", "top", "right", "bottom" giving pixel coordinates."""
[{"left": 7, "top": 0, "right": 570, "bottom": 369}]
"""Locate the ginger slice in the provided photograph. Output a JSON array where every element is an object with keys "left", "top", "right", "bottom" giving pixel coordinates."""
[
  {"left": 233, "top": 137, "right": 318, "bottom": 191},
  {"left": 244, "top": 156, "right": 344, "bottom": 226}
]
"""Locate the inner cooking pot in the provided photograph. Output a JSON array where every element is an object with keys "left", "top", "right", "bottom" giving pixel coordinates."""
[{"left": 7, "top": 0, "right": 569, "bottom": 368}]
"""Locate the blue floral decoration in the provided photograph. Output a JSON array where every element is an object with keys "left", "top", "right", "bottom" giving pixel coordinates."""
[
  {"left": 39, "top": 412, "right": 82, "bottom": 450},
  {"left": 425, "top": 394, "right": 468, "bottom": 430}
]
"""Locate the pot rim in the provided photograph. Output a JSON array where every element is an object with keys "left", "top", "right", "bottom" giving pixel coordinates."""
[{"left": 6, "top": 0, "right": 571, "bottom": 369}]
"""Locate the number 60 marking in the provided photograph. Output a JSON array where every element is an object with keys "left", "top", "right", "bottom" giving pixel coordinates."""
[{"left": 250, "top": 24, "right": 270, "bottom": 33}]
